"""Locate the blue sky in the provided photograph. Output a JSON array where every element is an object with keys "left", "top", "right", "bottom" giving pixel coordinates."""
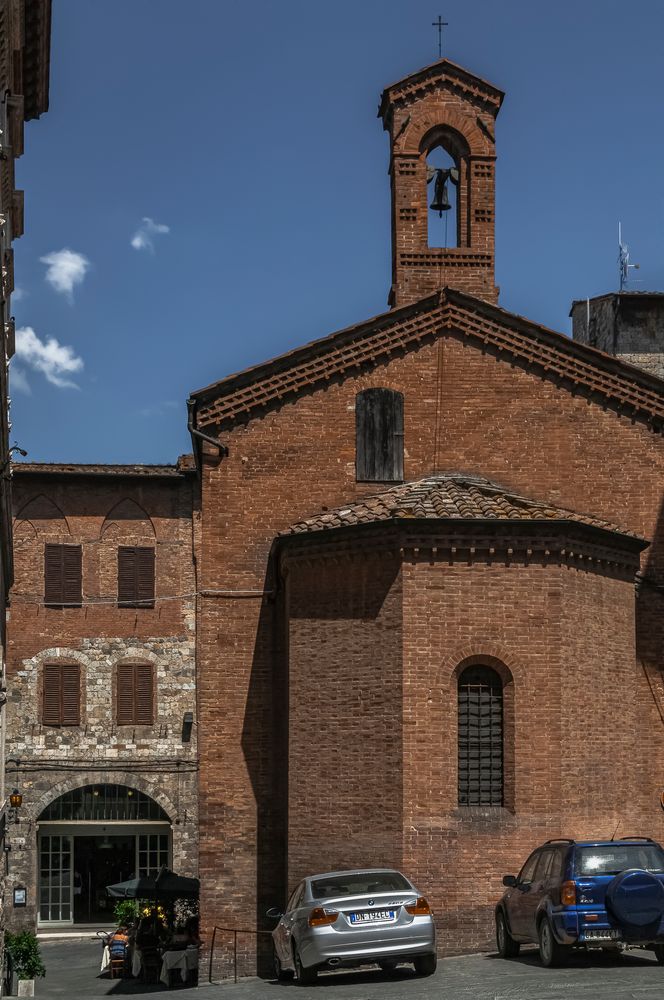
[{"left": 11, "top": 0, "right": 664, "bottom": 463}]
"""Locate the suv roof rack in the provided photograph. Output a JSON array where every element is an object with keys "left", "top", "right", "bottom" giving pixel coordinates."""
[
  {"left": 544, "top": 838, "right": 575, "bottom": 844},
  {"left": 617, "top": 836, "right": 656, "bottom": 843}
]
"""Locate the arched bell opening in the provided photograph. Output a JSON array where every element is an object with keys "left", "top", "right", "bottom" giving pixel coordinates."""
[
  {"left": 426, "top": 146, "right": 459, "bottom": 248},
  {"left": 422, "top": 126, "right": 470, "bottom": 250},
  {"left": 36, "top": 784, "right": 172, "bottom": 926}
]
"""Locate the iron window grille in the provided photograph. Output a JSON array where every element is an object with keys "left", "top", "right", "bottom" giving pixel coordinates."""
[{"left": 458, "top": 665, "right": 504, "bottom": 806}]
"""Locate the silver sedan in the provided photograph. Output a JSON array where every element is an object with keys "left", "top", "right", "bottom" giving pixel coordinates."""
[{"left": 268, "top": 868, "right": 437, "bottom": 984}]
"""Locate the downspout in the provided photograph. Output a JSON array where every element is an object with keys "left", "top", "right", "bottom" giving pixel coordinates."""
[{"left": 187, "top": 398, "right": 228, "bottom": 469}]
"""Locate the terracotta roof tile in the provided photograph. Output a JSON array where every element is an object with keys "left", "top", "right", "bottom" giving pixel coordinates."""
[
  {"left": 284, "top": 473, "right": 644, "bottom": 543},
  {"left": 12, "top": 462, "right": 190, "bottom": 478}
]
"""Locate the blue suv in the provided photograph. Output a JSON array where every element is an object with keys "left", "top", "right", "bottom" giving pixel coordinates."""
[{"left": 495, "top": 838, "right": 664, "bottom": 967}]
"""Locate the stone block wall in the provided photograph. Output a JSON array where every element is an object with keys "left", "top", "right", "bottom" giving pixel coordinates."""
[{"left": 571, "top": 293, "right": 664, "bottom": 381}]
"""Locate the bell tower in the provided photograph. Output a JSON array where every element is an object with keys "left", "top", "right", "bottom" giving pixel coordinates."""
[{"left": 379, "top": 59, "right": 504, "bottom": 308}]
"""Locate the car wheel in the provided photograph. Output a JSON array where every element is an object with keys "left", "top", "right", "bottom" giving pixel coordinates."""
[
  {"left": 273, "top": 945, "right": 293, "bottom": 981},
  {"left": 413, "top": 953, "right": 437, "bottom": 976},
  {"left": 653, "top": 944, "right": 664, "bottom": 965},
  {"left": 378, "top": 960, "right": 399, "bottom": 973},
  {"left": 496, "top": 910, "right": 521, "bottom": 958},
  {"left": 293, "top": 944, "right": 317, "bottom": 985},
  {"left": 538, "top": 917, "right": 568, "bottom": 968}
]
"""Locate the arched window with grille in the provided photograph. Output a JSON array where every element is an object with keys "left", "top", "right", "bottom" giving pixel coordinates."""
[{"left": 457, "top": 665, "right": 504, "bottom": 806}]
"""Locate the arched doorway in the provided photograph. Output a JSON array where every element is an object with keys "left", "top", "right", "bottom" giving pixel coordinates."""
[{"left": 37, "top": 784, "right": 171, "bottom": 926}]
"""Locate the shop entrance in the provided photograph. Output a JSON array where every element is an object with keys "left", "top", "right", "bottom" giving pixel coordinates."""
[
  {"left": 73, "top": 834, "right": 134, "bottom": 923},
  {"left": 37, "top": 785, "right": 171, "bottom": 927}
]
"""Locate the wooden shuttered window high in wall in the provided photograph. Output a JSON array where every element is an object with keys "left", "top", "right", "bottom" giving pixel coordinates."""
[
  {"left": 44, "top": 544, "right": 82, "bottom": 607},
  {"left": 117, "top": 546, "right": 155, "bottom": 608},
  {"left": 356, "top": 388, "right": 404, "bottom": 482},
  {"left": 458, "top": 665, "right": 504, "bottom": 807},
  {"left": 117, "top": 664, "right": 154, "bottom": 726},
  {"left": 42, "top": 664, "right": 81, "bottom": 726}
]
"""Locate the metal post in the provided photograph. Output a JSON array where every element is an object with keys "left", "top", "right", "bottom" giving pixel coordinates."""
[
  {"left": 208, "top": 926, "right": 217, "bottom": 983},
  {"left": 233, "top": 930, "right": 238, "bottom": 984}
]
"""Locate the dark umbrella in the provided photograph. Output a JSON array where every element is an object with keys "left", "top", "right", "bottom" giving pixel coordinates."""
[{"left": 106, "top": 867, "right": 199, "bottom": 901}]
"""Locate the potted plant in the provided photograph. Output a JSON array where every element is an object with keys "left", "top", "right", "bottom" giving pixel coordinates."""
[
  {"left": 5, "top": 931, "right": 46, "bottom": 997},
  {"left": 113, "top": 899, "right": 138, "bottom": 926}
]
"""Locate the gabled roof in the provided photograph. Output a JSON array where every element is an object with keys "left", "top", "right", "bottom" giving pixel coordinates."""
[
  {"left": 190, "top": 287, "right": 664, "bottom": 433},
  {"left": 284, "top": 473, "right": 644, "bottom": 547},
  {"left": 378, "top": 58, "right": 504, "bottom": 124}
]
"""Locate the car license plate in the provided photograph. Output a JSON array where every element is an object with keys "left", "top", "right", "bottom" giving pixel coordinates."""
[
  {"left": 585, "top": 929, "right": 619, "bottom": 940},
  {"left": 349, "top": 910, "right": 396, "bottom": 924}
]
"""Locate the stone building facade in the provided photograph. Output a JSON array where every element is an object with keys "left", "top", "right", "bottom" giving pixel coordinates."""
[
  {"left": 0, "top": 0, "right": 51, "bottom": 945},
  {"left": 186, "top": 57, "right": 664, "bottom": 967},
  {"left": 571, "top": 292, "right": 664, "bottom": 381},
  {"left": 5, "top": 462, "right": 198, "bottom": 929}
]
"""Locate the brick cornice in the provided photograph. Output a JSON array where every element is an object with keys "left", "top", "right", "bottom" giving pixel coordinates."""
[
  {"left": 192, "top": 288, "right": 664, "bottom": 433},
  {"left": 378, "top": 58, "right": 504, "bottom": 126},
  {"left": 279, "top": 519, "right": 644, "bottom": 579}
]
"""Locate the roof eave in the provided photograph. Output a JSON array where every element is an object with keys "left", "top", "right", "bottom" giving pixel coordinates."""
[
  {"left": 281, "top": 516, "right": 648, "bottom": 554},
  {"left": 378, "top": 57, "right": 505, "bottom": 123}
]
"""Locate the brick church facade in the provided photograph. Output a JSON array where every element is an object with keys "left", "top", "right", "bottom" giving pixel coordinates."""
[
  {"left": 189, "top": 57, "right": 664, "bottom": 962},
  {"left": 6, "top": 55, "right": 664, "bottom": 960}
]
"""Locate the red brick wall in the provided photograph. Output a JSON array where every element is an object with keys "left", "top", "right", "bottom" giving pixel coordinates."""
[
  {"left": 10, "top": 474, "right": 195, "bottom": 660},
  {"left": 401, "top": 554, "right": 645, "bottom": 955},
  {"left": 196, "top": 330, "right": 664, "bottom": 957},
  {"left": 286, "top": 553, "right": 403, "bottom": 880}
]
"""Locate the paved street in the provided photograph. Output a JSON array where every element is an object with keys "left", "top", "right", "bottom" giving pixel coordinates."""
[{"left": 34, "top": 939, "right": 663, "bottom": 1000}]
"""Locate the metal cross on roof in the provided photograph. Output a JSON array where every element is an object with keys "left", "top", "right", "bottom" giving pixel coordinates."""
[{"left": 432, "top": 15, "right": 448, "bottom": 59}]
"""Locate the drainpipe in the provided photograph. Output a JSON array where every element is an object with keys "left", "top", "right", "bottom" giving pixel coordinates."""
[{"left": 187, "top": 398, "right": 228, "bottom": 468}]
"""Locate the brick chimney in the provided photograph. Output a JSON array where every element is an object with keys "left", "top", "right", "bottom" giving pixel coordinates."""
[{"left": 379, "top": 59, "right": 504, "bottom": 309}]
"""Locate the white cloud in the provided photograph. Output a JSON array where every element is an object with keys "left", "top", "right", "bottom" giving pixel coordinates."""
[
  {"left": 12, "top": 286, "right": 26, "bottom": 303},
  {"left": 131, "top": 217, "right": 170, "bottom": 252},
  {"left": 9, "top": 366, "right": 31, "bottom": 394},
  {"left": 39, "top": 248, "right": 90, "bottom": 300},
  {"left": 15, "top": 326, "right": 84, "bottom": 389}
]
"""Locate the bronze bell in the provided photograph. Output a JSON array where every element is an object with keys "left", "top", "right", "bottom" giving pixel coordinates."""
[{"left": 430, "top": 169, "right": 451, "bottom": 216}]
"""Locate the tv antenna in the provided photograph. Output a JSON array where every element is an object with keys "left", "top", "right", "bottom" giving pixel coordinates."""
[{"left": 618, "top": 222, "right": 640, "bottom": 291}]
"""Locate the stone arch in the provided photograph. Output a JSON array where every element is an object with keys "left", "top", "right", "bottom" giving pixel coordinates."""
[
  {"left": 14, "top": 493, "right": 70, "bottom": 537},
  {"left": 100, "top": 498, "right": 156, "bottom": 540},
  {"left": 32, "top": 771, "right": 177, "bottom": 825}
]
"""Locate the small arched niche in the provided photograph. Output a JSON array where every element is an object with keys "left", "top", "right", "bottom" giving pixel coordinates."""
[{"left": 422, "top": 127, "right": 469, "bottom": 249}]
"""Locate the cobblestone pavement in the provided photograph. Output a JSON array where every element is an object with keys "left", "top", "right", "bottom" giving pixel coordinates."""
[{"left": 36, "top": 939, "right": 663, "bottom": 1000}]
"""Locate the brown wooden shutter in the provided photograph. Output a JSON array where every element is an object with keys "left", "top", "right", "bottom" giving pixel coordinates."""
[
  {"left": 118, "top": 547, "right": 137, "bottom": 606},
  {"left": 134, "top": 664, "right": 154, "bottom": 724},
  {"left": 136, "top": 548, "right": 155, "bottom": 608},
  {"left": 356, "top": 388, "right": 404, "bottom": 482},
  {"left": 44, "top": 544, "right": 82, "bottom": 606},
  {"left": 62, "top": 547, "right": 82, "bottom": 606},
  {"left": 118, "top": 547, "right": 155, "bottom": 607},
  {"left": 61, "top": 664, "right": 81, "bottom": 725},
  {"left": 42, "top": 664, "right": 63, "bottom": 725},
  {"left": 117, "top": 663, "right": 135, "bottom": 724},
  {"left": 117, "top": 663, "right": 154, "bottom": 725},
  {"left": 42, "top": 664, "right": 80, "bottom": 726}
]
